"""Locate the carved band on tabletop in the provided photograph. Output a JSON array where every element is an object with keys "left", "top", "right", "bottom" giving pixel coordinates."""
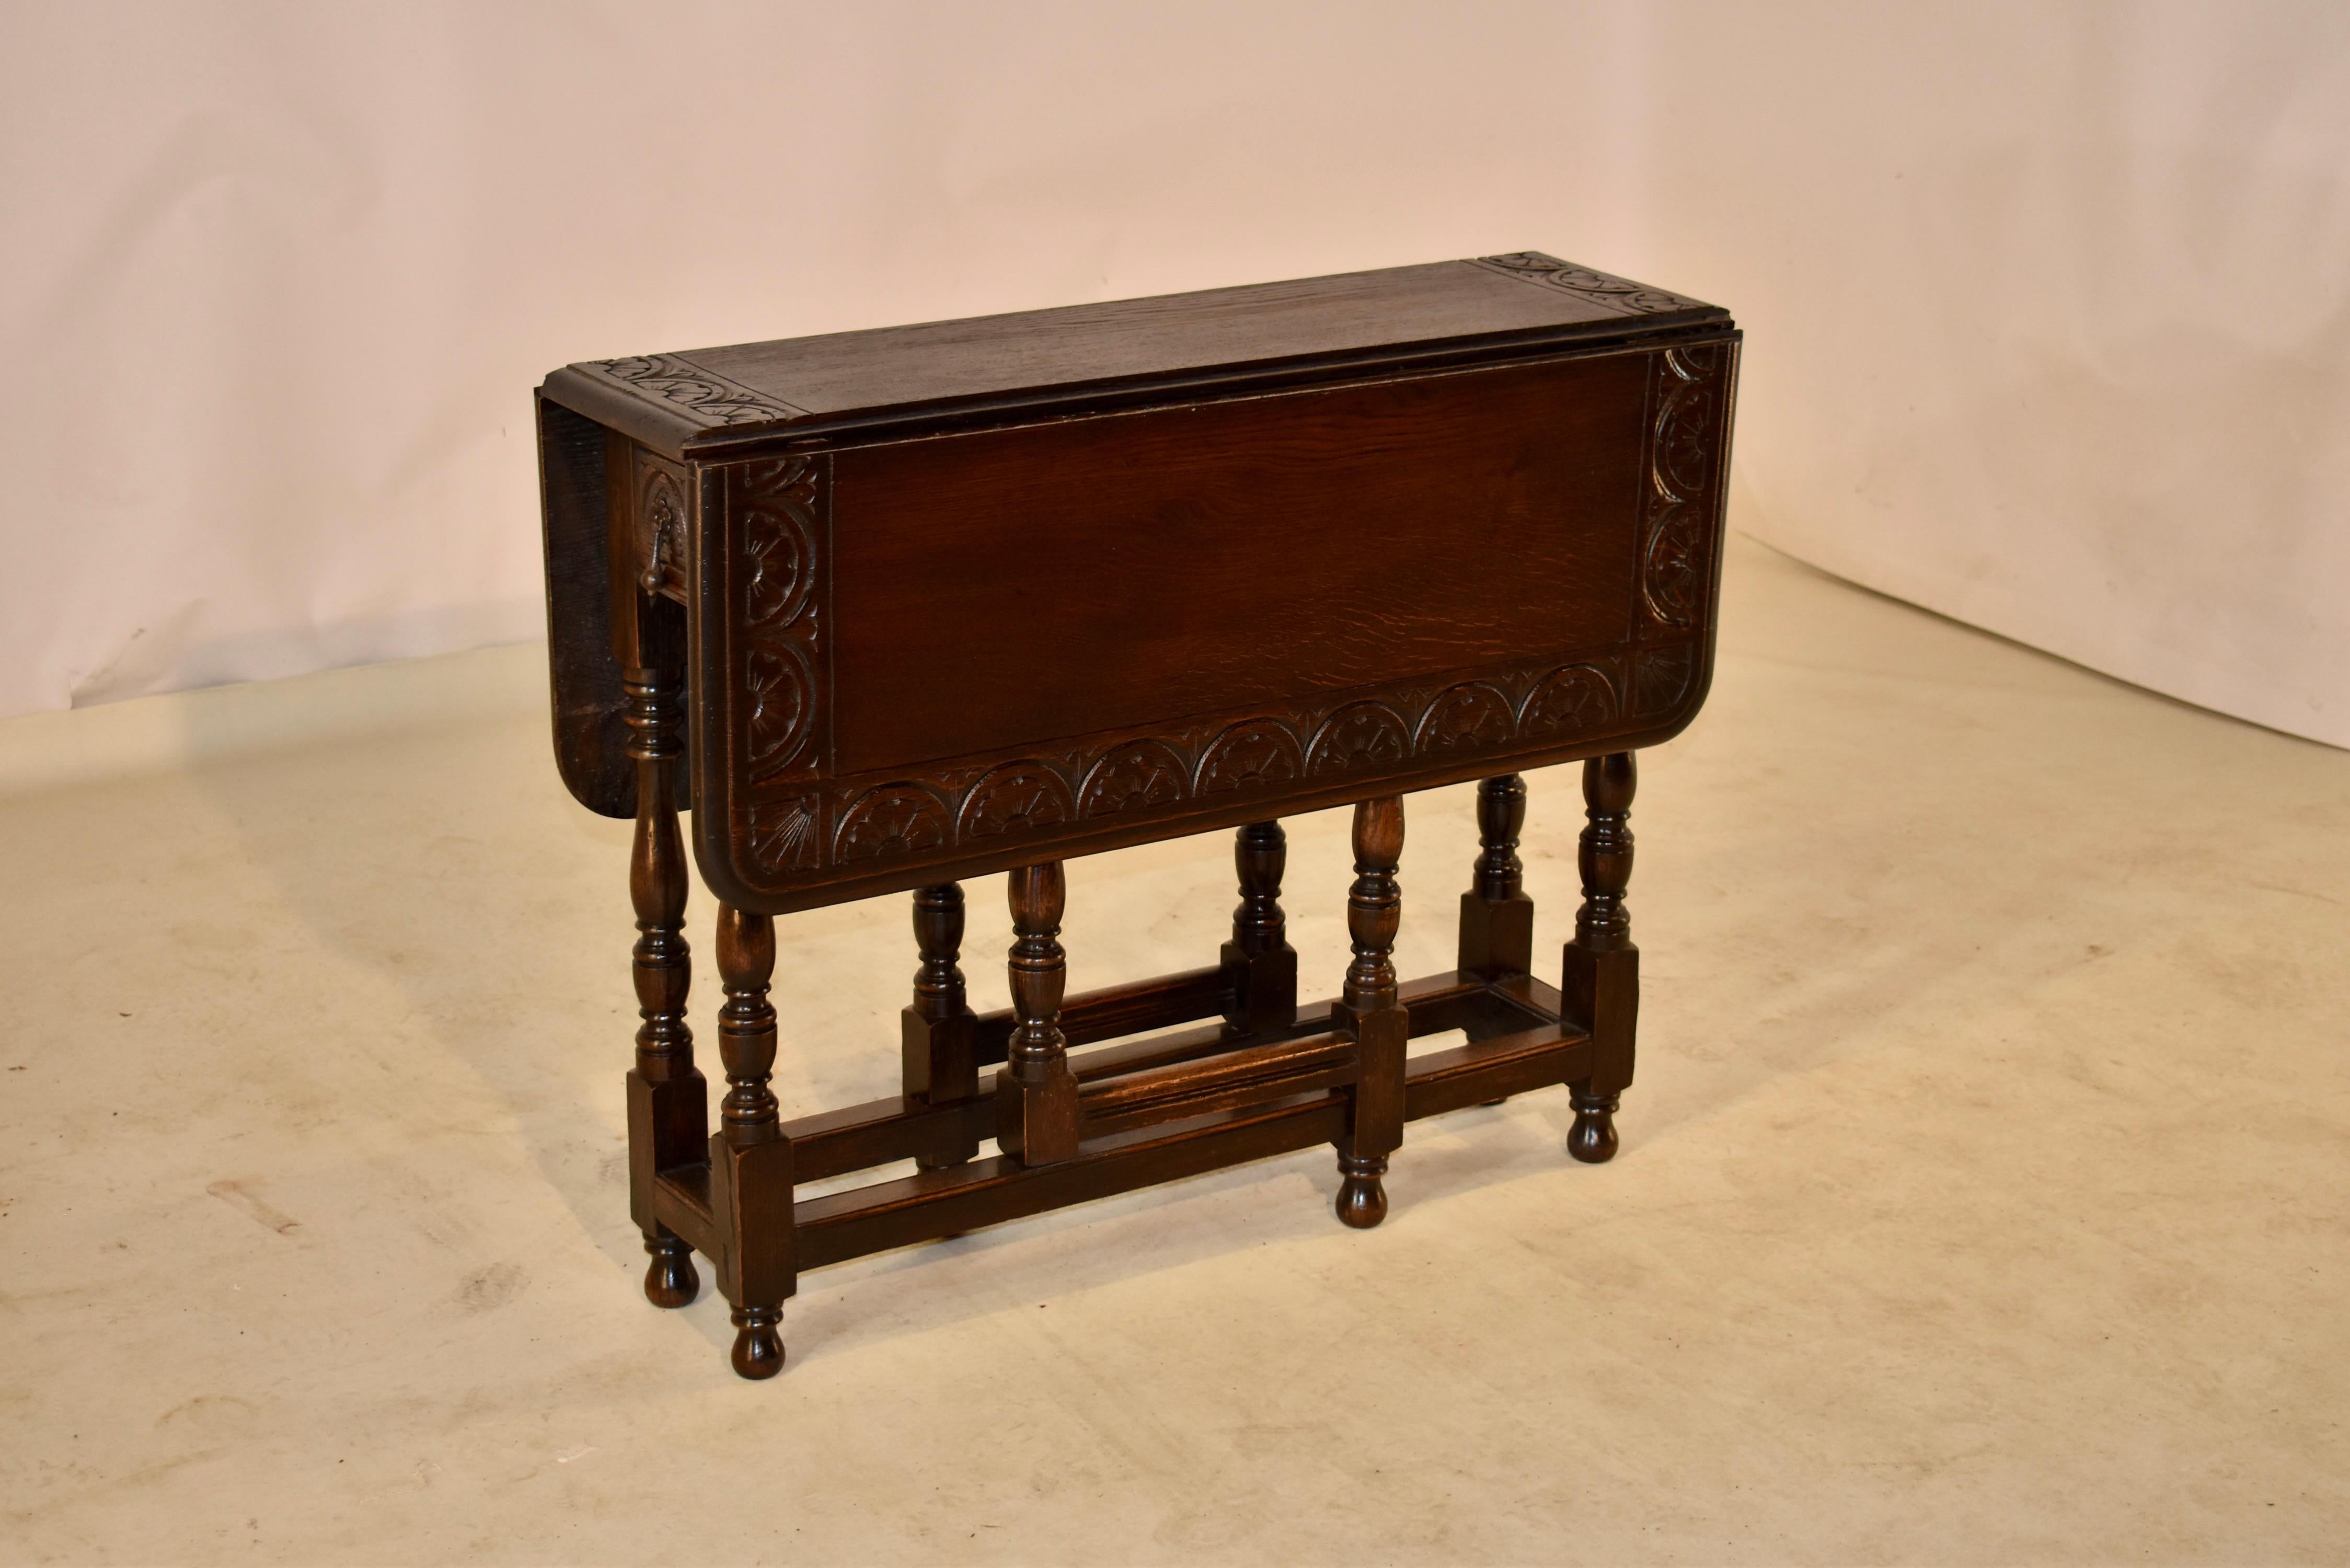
[
  {"left": 769, "top": 648, "right": 1677, "bottom": 884},
  {"left": 738, "top": 456, "right": 826, "bottom": 783},
  {"left": 1472, "top": 252, "right": 1701, "bottom": 316},
  {"left": 589, "top": 353, "right": 808, "bottom": 426}
]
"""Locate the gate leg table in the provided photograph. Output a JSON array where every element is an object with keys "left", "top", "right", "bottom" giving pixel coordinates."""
[{"left": 536, "top": 251, "right": 1740, "bottom": 1378}]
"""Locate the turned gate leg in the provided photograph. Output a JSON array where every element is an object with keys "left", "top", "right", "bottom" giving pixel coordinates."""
[
  {"left": 1563, "top": 753, "right": 1639, "bottom": 1163},
  {"left": 621, "top": 662, "right": 707, "bottom": 1309},
  {"left": 712, "top": 904, "right": 796, "bottom": 1378},
  {"left": 996, "top": 863, "right": 1079, "bottom": 1166},
  {"left": 1459, "top": 774, "right": 1532, "bottom": 1105},
  {"left": 1334, "top": 798, "right": 1408, "bottom": 1227},
  {"left": 903, "top": 883, "right": 980, "bottom": 1169},
  {"left": 1221, "top": 822, "right": 1298, "bottom": 1033},
  {"left": 1458, "top": 775, "right": 1532, "bottom": 979}
]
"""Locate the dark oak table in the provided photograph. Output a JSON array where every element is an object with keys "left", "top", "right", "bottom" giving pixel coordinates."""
[{"left": 536, "top": 251, "right": 1740, "bottom": 1378}]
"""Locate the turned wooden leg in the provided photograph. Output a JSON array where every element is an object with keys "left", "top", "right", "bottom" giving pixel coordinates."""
[
  {"left": 621, "top": 662, "right": 707, "bottom": 1310},
  {"left": 1220, "top": 821, "right": 1298, "bottom": 1033},
  {"left": 1459, "top": 774, "right": 1533, "bottom": 1103},
  {"left": 996, "top": 863, "right": 1079, "bottom": 1166},
  {"left": 1458, "top": 775, "right": 1533, "bottom": 980},
  {"left": 1334, "top": 797, "right": 1407, "bottom": 1227},
  {"left": 902, "top": 883, "right": 981, "bottom": 1169},
  {"left": 712, "top": 904, "right": 795, "bottom": 1378},
  {"left": 1563, "top": 752, "right": 1639, "bottom": 1163}
]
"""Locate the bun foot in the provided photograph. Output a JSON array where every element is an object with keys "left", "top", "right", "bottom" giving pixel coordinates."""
[
  {"left": 729, "top": 1306, "right": 786, "bottom": 1379},
  {"left": 1480, "top": 1097, "right": 1510, "bottom": 1107},
  {"left": 1335, "top": 1155, "right": 1389, "bottom": 1229},
  {"left": 641, "top": 1234, "right": 699, "bottom": 1308},
  {"left": 1568, "top": 1091, "right": 1620, "bottom": 1164}
]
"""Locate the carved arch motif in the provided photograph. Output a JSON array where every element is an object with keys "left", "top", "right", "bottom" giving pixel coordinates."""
[
  {"left": 1197, "top": 721, "right": 1306, "bottom": 795},
  {"left": 835, "top": 785, "right": 951, "bottom": 863},
  {"left": 1415, "top": 683, "right": 1516, "bottom": 755},
  {"left": 1641, "top": 505, "right": 1703, "bottom": 629},
  {"left": 743, "top": 643, "right": 815, "bottom": 773},
  {"left": 738, "top": 456, "right": 825, "bottom": 783},
  {"left": 1080, "top": 740, "right": 1190, "bottom": 820},
  {"left": 1307, "top": 703, "right": 1411, "bottom": 778},
  {"left": 1666, "top": 343, "right": 1723, "bottom": 382},
  {"left": 1520, "top": 665, "right": 1617, "bottom": 740},
  {"left": 737, "top": 641, "right": 1687, "bottom": 894},
  {"left": 1654, "top": 385, "right": 1719, "bottom": 501},
  {"left": 959, "top": 762, "right": 1076, "bottom": 842},
  {"left": 1639, "top": 343, "right": 1726, "bottom": 633}
]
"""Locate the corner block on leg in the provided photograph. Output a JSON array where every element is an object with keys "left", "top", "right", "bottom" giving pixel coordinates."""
[
  {"left": 996, "top": 863, "right": 1080, "bottom": 1166},
  {"left": 1221, "top": 821, "right": 1298, "bottom": 1034},
  {"left": 1457, "top": 774, "right": 1533, "bottom": 981},
  {"left": 1562, "top": 752, "right": 1639, "bottom": 1164},
  {"left": 902, "top": 883, "right": 981, "bottom": 1169},
  {"left": 1459, "top": 774, "right": 1533, "bottom": 1104}
]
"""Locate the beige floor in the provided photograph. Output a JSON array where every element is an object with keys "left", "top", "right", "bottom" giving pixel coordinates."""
[{"left": 2, "top": 534, "right": 2344, "bottom": 1565}]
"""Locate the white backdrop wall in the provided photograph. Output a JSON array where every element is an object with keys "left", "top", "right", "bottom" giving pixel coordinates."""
[{"left": 5, "top": 1, "right": 2345, "bottom": 744}]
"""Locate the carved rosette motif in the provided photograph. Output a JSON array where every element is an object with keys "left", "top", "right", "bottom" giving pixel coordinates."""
[
  {"left": 1642, "top": 504, "right": 1701, "bottom": 627},
  {"left": 1474, "top": 252, "right": 1702, "bottom": 316},
  {"left": 1197, "top": 721, "right": 1307, "bottom": 795},
  {"left": 958, "top": 763, "right": 1076, "bottom": 843},
  {"left": 1308, "top": 703, "right": 1411, "bottom": 778},
  {"left": 738, "top": 457, "right": 824, "bottom": 783},
  {"left": 1656, "top": 387, "right": 1719, "bottom": 500},
  {"left": 1415, "top": 683, "right": 1515, "bottom": 755},
  {"left": 590, "top": 353, "right": 807, "bottom": 426},
  {"left": 1522, "top": 665, "right": 1618, "bottom": 739},
  {"left": 835, "top": 785, "right": 951, "bottom": 863},
  {"left": 743, "top": 644, "right": 813, "bottom": 770},
  {"left": 1080, "top": 740, "right": 1189, "bottom": 819}
]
